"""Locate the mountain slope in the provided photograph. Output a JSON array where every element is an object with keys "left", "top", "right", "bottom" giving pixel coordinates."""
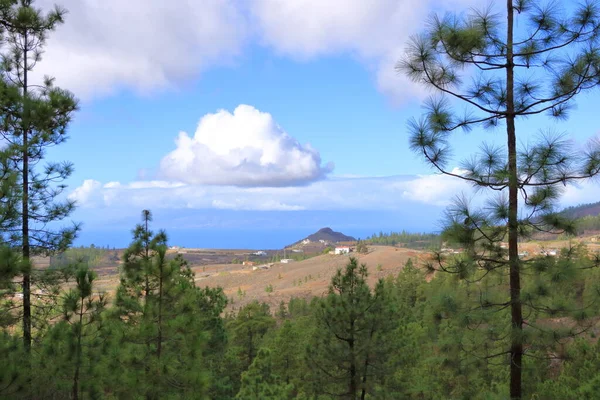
[{"left": 562, "top": 201, "right": 600, "bottom": 219}]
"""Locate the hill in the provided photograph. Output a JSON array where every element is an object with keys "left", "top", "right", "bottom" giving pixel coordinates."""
[{"left": 294, "top": 227, "right": 356, "bottom": 246}]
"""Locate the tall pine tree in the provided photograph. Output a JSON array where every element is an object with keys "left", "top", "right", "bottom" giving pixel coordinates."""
[
  {"left": 0, "top": 0, "right": 79, "bottom": 352},
  {"left": 400, "top": 1, "right": 600, "bottom": 397}
]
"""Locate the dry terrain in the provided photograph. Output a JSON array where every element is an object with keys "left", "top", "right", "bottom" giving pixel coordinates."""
[
  {"left": 88, "top": 246, "right": 426, "bottom": 310},
  {"left": 32, "top": 234, "right": 600, "bottom": 312},
  {"left": 194, "top": 246, "right": 426, "bottom": 310}
]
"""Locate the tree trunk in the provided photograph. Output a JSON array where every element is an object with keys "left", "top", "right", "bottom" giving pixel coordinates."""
[
  {"left": 157, "top": 258, "right": 163, "bottom": 359},
  {"left": 360, "top": 326, "right": 375, "bottom": 400},
  {"left": 144, "top": 215, "right": 149, "bottom": 299},
  {"left": 360, "top": 358, "right": 368, "bottom": 400},
  {"left": 349, "top": 319, "right": 356, "bottom": 400},
  {"left": 506, "top": 1, "right": 523, "bottom": 399},
  {"left": 22, "top": 32, "right": 31, "bottom": 354},
  {"left": 72, "top": 297, "right": 84, "bottom": 400}
]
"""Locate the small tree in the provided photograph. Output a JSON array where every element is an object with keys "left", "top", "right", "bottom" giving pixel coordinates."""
[
  {"left": 0, "top": 0, "right": 79, "bottom": 351},
  {"left": 62, "top": 266, "right": 105, "bottom": 400},
  {"left": 356, "top": 240, "right": 368, "bottom": 254},
  {"left": 28, "top": 265, "right": 106, "bottom": 399},
  {"left": 116, "top": 210, "right": 167, "bottom": 319},
  {"left": 400, "top": 1, "right": 600, "bottom": 398}
]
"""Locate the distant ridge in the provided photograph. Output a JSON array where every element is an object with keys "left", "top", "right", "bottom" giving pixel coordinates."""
[{"left": 562, "top": 201, "right": 600, "bottom": 219}]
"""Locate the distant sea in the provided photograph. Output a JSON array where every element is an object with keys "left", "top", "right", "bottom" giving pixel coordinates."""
[
  {"left": 74, "top": 228, "right": 399, "bottom": 250},
  {"left": 71, "top": 208, "right": 444, "bottom": 250}
]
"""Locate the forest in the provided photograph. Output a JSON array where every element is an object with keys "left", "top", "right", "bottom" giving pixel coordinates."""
[
  {"left": 3, "top": 0, "right": 600, "bottom": 399},
  {"left": 365, "top": 231, "right": 441, "bottom": 249}
]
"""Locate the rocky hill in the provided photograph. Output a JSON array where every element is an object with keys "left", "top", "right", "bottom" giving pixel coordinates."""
[{"left": 292, "top": 227, "right": 356, "bottom": 247}]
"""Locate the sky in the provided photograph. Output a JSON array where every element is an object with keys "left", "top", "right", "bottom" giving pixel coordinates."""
[{"left": 25, "top": 0, "right": 600, "bottom": 249}]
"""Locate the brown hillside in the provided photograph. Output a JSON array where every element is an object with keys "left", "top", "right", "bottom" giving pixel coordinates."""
[{"left": 194, "top": 246, "right": 426, "bottom": 311}]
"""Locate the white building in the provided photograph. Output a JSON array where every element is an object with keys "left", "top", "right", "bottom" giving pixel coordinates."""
[
  {"left": 335, "top": 247, "right": 350, "bottom": 255},
  {"left": 253, "top": 251, "right": 267, "bottom": 256}
]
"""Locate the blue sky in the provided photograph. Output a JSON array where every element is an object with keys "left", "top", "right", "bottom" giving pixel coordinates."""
[{"left": 30, "top": 0, "right": 600, "bottom": 248}]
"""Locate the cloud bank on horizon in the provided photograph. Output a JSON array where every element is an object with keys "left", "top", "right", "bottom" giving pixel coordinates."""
[{"left": 69, "top": 173, "right": 471, "bottom": 213}]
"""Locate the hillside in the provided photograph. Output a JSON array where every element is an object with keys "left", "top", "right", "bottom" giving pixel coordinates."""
[{"left": 88, "top": 245, "right": 426, "bottom": 308}]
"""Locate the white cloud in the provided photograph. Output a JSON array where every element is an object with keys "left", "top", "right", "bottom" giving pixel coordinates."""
[
  {"left": 33, "top": 0, "right": 246, "bottom": 99},
  {"left": 70, "top": 168, "right": 600, "bottom": 215},
  {"left": 399, "top": 168, "right": 471, "bottom": 206},
  {"left": 250, "top": 0, "right": 415, "bottom": 59},
  {"left": 158, "top": 105, "right": 333, "bottom": 187},
  {"left": 26, "top": 0, "right": 482, "bottom": 103},
  {"left": 69, "top": 179, "right": 102, "bottom": 208},
  {"left": 250, "top": 0, "right": 482, "bottom": 105},
  {"left": 212, "top": 199, "right": 305, "bottom": 211}
]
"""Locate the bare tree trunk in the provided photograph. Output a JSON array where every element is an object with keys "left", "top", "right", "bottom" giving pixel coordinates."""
[
  {"left": 506, "top": 1, "right": 523, "bottom": 398},
  {"left": 21, "top": 33, "right": 32, "bottom": 354}
]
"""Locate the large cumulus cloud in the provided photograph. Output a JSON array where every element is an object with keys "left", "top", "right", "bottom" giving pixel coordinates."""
[{"left": 158, "top": 105, "right": 333, "bottom": 187}]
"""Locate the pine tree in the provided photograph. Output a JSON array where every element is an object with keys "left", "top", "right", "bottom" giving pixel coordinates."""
[
  {"left": 0, "top": 246, "right": 20, "bottom": 328},
  {"left": 109, "top": 216, "right": 217, "bottom": 398},
  {"left": 63, "top": 266, "right": 105, "bottom": 400},
  {"left": 0, "top": 147, "right": 19, "bottom": 243},
  {"left": 224, "top": 301, "right": 276, "bottom": 396},
  {"left": 22, "top": 264, "right": 106, "bottom": 399},
  {"left": 400, "top": 1, "right": 600, "bottom": 397},
  {"left": 115, "top": 210, "right": 166, "bottom": 318},
  {"left": 0, "top": 331, "right": 27, "bottom": 398},
  {"left": 235, "top": 348, "right": 293, "bottom": 400},
  {"left": 0, "top": 0, "right": 79, "bottom": 352},
  {"left": 307, "top": 257, "right": 396, "bottom": 399},
  {"left": 228, "top": 301, "right": 276, "bottom": 371}
]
